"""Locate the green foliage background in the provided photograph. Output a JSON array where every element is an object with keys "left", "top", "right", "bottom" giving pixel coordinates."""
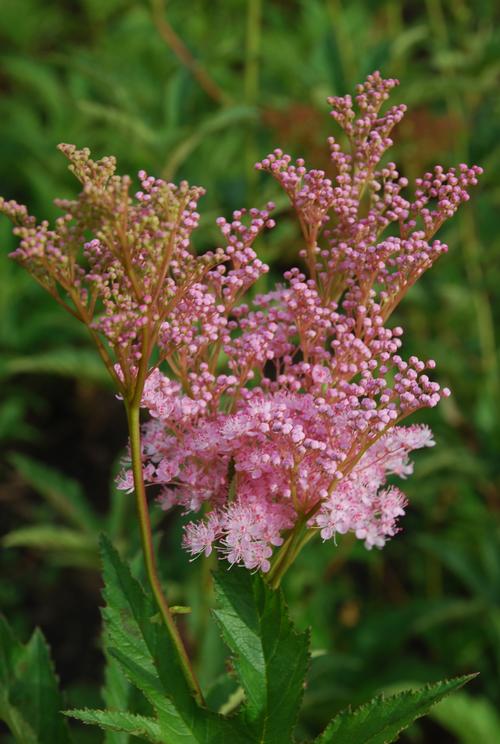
[{"left": 0, "top": 0, "right": 499, "bottom": 741}]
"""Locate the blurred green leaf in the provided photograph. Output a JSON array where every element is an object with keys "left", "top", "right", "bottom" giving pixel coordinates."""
[
  {"left": 1, "top": 56, "right": 65, "bottom": 122},
  {"left": 77, "top": 100, "right": 159, "bottom": 146},
  {"left": 431, "top": 690, "right": 500, "bottom": 743},
  {"left": 161, "top": 105, "right": 258, "bottom": 180},
  {"left": 3, "top": 525, "right": 97, "bottom": 556},
  {"left": 417, "top": 533, "right": 500, "bottom": 602},
  {"left": 0, "top": 349, "right": 111, "bottom": 386},
  {"left": 106, "top": 458, "right": 133, "bottom": 541},
  {"left": 9, "top": 452, "right": 100, "bottom": 534}
]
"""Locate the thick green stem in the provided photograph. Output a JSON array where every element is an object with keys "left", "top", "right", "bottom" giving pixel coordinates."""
[
  {"left": 126, "top": 402, "right": 204, "bottom": 705},
  {"left": 267, "top": 519, "right": 316, "bottom": 590}
]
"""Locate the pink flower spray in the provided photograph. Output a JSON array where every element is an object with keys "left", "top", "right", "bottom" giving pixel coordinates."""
[{"left": 1, "top": 72, "right": 481, "bottom": 587}]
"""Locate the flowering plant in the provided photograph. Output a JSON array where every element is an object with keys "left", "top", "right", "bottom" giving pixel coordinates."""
[{"left": 0, "top": 72, "right": 480, "bottom": 743}]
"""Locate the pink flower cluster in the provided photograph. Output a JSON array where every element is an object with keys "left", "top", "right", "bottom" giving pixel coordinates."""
[
  {"left": 134, "top": 371, "right": 436, "bottom": 567},
  {"left": 1, "top": 72, "right": 481, "bottom": 573}
]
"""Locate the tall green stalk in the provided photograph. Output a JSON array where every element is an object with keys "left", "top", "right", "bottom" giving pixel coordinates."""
[
  {"left": 244, "top": 0, "right": 262, "bottom": 106},
  {"left": 126, "top": 402, "right": 204, "bottom": 705}
]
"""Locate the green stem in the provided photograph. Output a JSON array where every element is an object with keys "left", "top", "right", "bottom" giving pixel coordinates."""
[
  {"left": 244, "top": 0, "right": 262, "bottom": 192},
  {"left": 126, "top": 402, "right": 204, "bottom": 705},
  {"left": 267, "top": 519, "right": 316, "bottom": 590},
  {"left": 244, "top": 0, "right": 261, "bottom": 105}
]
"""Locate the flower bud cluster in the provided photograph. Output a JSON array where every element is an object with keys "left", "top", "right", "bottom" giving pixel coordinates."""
[{"left": 256, "top": 71, "right": 482, "bottom": 324}]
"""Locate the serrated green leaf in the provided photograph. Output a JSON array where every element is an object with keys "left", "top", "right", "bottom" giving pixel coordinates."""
[
  {"left": 102, "top": 650, "right": 135, "bottom": 744},
  {"left": 0, "top": 618, "right": 39, "bottom": 743},
  {"left": 99, "top": 535, "right": 250, "bottom": 743},
  {"left": 0, "top": 615, "right": 23, "bottom": 686},
  {"left": 9, "top": 452, "right": 100, "bottom": 533},
  {"left": 0, "top": 617, "right": 72, "bottom": 743},
  {"left": 315, "top": 675, "right": 476, "bottom": 744},
  {"left": 12, "top": 629, "right": 72, "bottom": 743},
  {"left": 213, "top": 568, "right": 310, "bottom": 743},
  {"left": 65, "top": 708, "right": 163, "bottom": 742},
  {"left": 108, "top": 645, "right": 165, "bottom": 702},
  {"left": 107, "top": 644, "right": 200, "bottom": 737}
]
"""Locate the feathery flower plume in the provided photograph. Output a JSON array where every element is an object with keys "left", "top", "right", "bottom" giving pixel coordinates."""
[{"left": 1, "top": 71, "right": 482, "bottom": 576}]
